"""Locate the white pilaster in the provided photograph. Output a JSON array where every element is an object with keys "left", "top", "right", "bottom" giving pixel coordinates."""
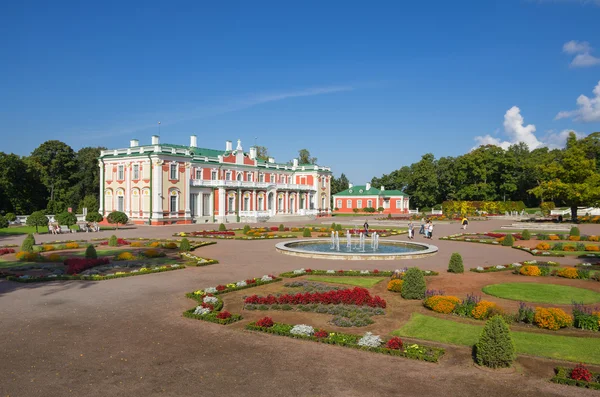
[
  {"left": 152, "top": 160, "right": 164, "bottom": 220},
  {"left": 125, "top": 164, "right": 131, "bottom": 215},
  {"left": 218, "top": 188, "right": 226, "bottom": 222},
  {"left": 99, "top": 160, "right": 104, "bottom": 215},
  {"left": 184, "top": 164, "right": 191, "bottom": 219}
]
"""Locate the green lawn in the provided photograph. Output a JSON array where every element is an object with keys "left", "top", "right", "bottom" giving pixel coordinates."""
[
  {"left": 0, "top": 225, "right": 114, "bottom": 236},
  {"left": 492, "top": 229, "right": 569, "bottom": 234},
  {"left": 482, "top": 282, "right": 600, "bottom": 304},
  {"left": 304, "top": 275, "right": 384, "bottom": 288},
  {"left": 394, "top": 313, "right": 600, "bottom": 364}
]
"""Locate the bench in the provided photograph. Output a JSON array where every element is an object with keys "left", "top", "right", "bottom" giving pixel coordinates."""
[{"left": 59, "top": 225, "right": 72, "bottom": 233}]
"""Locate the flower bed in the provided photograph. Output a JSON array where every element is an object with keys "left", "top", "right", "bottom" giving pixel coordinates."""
[
  {"left": 186, "top": 275, "right": 281, "bottom": 299},
  {"left": 0, "top": 248, "right": 16, "bottom": 255},
  {"left": 513, "top": 264, "right": 593, "bottom": 280},
  {"left": 245, "top": 320, "right": 445, "bottom": 362},
  {"left": 469, "top": 260, "right": 560, "bottom": 273},
  {"left": 183, "top": 290, "right": 243, "bottom": 325},
  {"left": 244, "top": 287, "right": 386, "bottom": 308},
  {"left": 5, "top": 264, "right": 185, "bottom": 282},
  {"left": 512, "top": 245, "right": 565, "bottom": 257},
  {"left": 439, "top": 232, "right": 520, "bottom": 245},
  {"left": 64, "top": 257, "right": 111, "bottom": 274},
  {"left": 179, "top": 252, "right": 219, "bottom": 266},
  {"left": 99, "top": 238, "right": 131, "bottom": 246},
  {"left": 552, "top": 365, "right": 600, "bottom": 390},
  {"left": 279, "top": 268, "right": 438, "bottom": 278}
]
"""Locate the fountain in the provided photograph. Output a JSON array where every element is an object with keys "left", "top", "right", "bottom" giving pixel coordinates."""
[
  {"left": 334, "top": 231, "right": 340, "bottom": 251},
  {"left": 346, "top": 230, "right": 352, "bottom": 250},
  {"left": 359, "top": 233, "right": 365, "bottom": 252}
]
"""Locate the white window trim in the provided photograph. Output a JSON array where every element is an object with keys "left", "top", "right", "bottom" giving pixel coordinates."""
[
  {"left": 396, "top": 200, "right": 401, "bottom": 209},
  {"left": 347, "top": 199, "right": 352, "bottom": 208},
  {"left": 133, "top": 164, "right": 139, "bottom": 180},
  {"left": 170, "top": 163, "right": 178, "bottom": 180},
  {"left": 336, "top": 199, "right": 342, "bottom": 208},
  {"left": 367, "top": 200, "right": 373, "bottom": 208},
  {"left": 357, "top": 200, "right": 363, "bottom": 209},
  {"left": 117, "top": 165, "right": 124, "bottom": 181}
]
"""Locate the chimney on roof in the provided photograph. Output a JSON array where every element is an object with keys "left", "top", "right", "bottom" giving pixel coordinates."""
[
  {"left": 381, "top": 186, "right": 385, "bottom": 191},
  {"left": 190, "top": 135, "right": 197, "bottom": 148},
  {"left": 249, "top": 147, "right": 257, "bottom": 159},
  {"left": 151, "top": 135, "right": 160, "bottom": 145},
  {"left": 349, "top": 183, "right": 353, "bottom": 188},
  {"left": 130, "top": 139, "right": 139, "bottom": 148},
  {"left": 366, "top": 182, "right": 371, "bottom": 190},
  {"left": 225, "top": 140, "right": 232, "bottom": 151},
  {"left": 268, "top": 157, "right": 275, "bottom": 163},
  {"left": 293, "top": 158, "right": 298, "bottom": 168}
]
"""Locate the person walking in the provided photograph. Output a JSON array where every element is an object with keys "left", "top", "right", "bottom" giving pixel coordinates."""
[
  {"left": 407, "top": 221, "right": 414, "bottom": 239},
  {"left": 363, "top": 220, "right": 370, "bottom": 237},
  {"left": 461, "top": 217, "right": 469, "bottom": 230},
  {"left": 419, "top": 218, "right": 425, "bottom": 236},
  {"left": 428, "top": 222, "right": 434, "bottom": 239}
]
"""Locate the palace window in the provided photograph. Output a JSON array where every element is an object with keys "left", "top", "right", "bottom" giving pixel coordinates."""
[
  {"left": 228, "top": 196, "right": 235, "bottom": 213},
  {"left": 270, "top": 174, "right": 274, "bottom": 183},
  {"left": 237, "top": 173, "right": 243, "bottom": 181},
  {"left": 225, "top": 171, "right": 232, "bottom": 181},
  {"left": 367, "top": 200, "right": 373, "bottom": 208},
  {"left": 248, "top": 172, "right": 253, "bottom": 182},
  {"left": 170, "top": 164, "right": 178, "bottom": 180},
  {"left": 170, "top": 191, "right": 179, "bottom": 212},
  {"left": 322, "top": 177, "right": 326, "bottom": 188},
  {"left": 396, "top": 200, "right": 402, "bottom": 209},
  {"left": 211, "top": 170, "right": 217, "bottom": 180},
  {"left": 133, "top": 164, "right": 139, "bottom": 180},
  {"left": 337, "top": 199, "right": 342, "bottom": 208},
  {"left": 347, "top": 199, "right": 352, "bottom": 208},
  {"left": 117, "top": 165, "right": 124, "bottom": 181},
  {"left": 357, "top": 200, "right": 362, "bottom": 208},
  {"left": 259, "top": 173, "right": 264, "bottom": 183},
  {"left": 196, "top": 168, "right": 202, "bottom": 179}
]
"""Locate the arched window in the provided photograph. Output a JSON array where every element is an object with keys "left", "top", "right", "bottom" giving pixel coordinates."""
[
  {"left": 116, "top": 189, "right": 125, "bottom": 212},
  {"left": 131, "top": 189, "right": 140, "bottom": 213},
  {"left": 237, "top": 172, "right": 243, "bottom": 181},
  {"left": 142, "top": 189, "right": 150, "bottom": 215},
  {"left": 105, "top": 189, "right": 114, "bottom": 212},
  {"left": 169, "top": 189, "right": 180, "bottom": 213}
]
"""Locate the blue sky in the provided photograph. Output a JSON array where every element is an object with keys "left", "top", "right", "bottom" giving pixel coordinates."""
[{"left": 2, "top": 0, "right": 600, "bottom": 183}]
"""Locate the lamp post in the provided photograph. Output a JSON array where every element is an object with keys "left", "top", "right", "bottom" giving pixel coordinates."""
[{"left": 158, "top": 121, "right": 161, "bottom": 136}]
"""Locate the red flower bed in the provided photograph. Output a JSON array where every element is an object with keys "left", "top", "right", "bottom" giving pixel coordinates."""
[
  {"left": 244, "top": 287, "right": 386, "bottom": 308},
  {"left": 0, "top": 248, "right": 15, "bottom": 256},
  {"left": 386, "top": 336, "right": 403, "bottom": 350},
  {"left": 256, "top": 317, "right": 274, "bottom": 328},
  {"left": 216, "top": 285, "right": 227, "bottom": 291},
  {"left": 216, "top": 311, "right": 232, "bottom": 319},
  {"left": 373, "top": 269, "right": 380, "bottom": 274},
  {"left": 190, "top": 231, "right": 235, "bottom": 236},
  {"left": 571, "top": 363, "right": 592, "bottom": 382},
  {"left": 269, "top": 226, "right": 290, "bottom": 232},
  {"left": 245, "top": 279, "right": 257, "bottom": 284},
  {"left": 314, "top": 329, "right": 328, "bottom": 338},
  {"left": 484, "top": 232, "right": 522, "bottom": 240},
  {"left": 99, "top": 238, "right": 131, "bottom": 246},
  {"left": 64, "top": 258, "right": 110, "bottom": 275}
]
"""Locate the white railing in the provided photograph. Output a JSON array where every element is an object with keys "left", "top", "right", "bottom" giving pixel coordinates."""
[
  {"left": 408, "top": 209, "right": 419, "bottom": 214},
  {"left": 190, "top": 179, "right": 314, "bottom": 190},
  {"left": 550, "top": 208, "right": 570, "bottom": 216},
  {"left": 15, "top": 214, "right": 87, "bottom": 225},
  {"left": 431, "top": 209, "right": 442, "bottom": 215}
]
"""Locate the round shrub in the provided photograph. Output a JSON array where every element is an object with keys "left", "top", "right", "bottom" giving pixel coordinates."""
[
  {"left": 85, "top": 244, "right": 97, "bottom": 259},
  {"left": 303, "top": 228, "right": 312, "bottom": 237},
  {"left": 179, "top": 238, "right": 191, "bottom": 252},
  {"left": 106, "top": 211, "right": 128, "bottom": 229},
  {"left": 330, "top": 222, "right": 336, "bottom": 230},
  {"left": 108, "top": 235, "right": 118, "bottom": 247},
  {"left": 400, "top": 267, "right": 426, "bottom": 300},
  {"left": 5, "top": 212, "right": 16, "bottom": 222},
  {"left": 521, "top": 229, "right": 531, "bottom": 240},
  {"left": 0, "top": 215, "right": 8, "bottom": 229},
  {"left": 520, "top": 265, "right": 541, "bottom": 276},
  {"left": 570, "top": 226, "right": 580, "bottom": 237},
  {"left": 424, "top": 295, "right": 461, "bottom": 314},
  {"left": 21, "top": 233, "right": 35, "bottom": 252},
  {"left": 335, "top": 224, "right": 343, "bottom": 232},
  {"left": 243, "top": 224, "right": 251, "bottom": 234},
  {"left": 501, "top": 234, "right": 514, "bottom": 247},
  {"left": 475, "top": 315, "right": 516, "bottom": 368},
  {"left": 279, "top": 224, "right": 285, "bottom": 231},
  {"left": 218, "top": 223, "right": 227, "bottom": 231},
  {"left": 448, "top": 252, "right": 464, "bottom": 273},
  {"left": 85, "top": 212, "right": 103, "bottom": 223},
  {"left": 387, "top": 279, "right": 404, "bottom": 292}
]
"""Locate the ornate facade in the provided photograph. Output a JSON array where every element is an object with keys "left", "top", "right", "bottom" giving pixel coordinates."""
[
  {"left": 99, "top": 135, "right": 332, "bottom": 225},
  {"left": 332, "top": 183, "right": 410, "bottom": 214}
]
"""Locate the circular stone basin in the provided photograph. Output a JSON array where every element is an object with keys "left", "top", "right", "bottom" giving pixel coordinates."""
[
  {"left": 276, "top": 239, "right": 437, "bottom": 260},
  {"left": 482, "top": 282, "right": 600, "bottom": 304}
]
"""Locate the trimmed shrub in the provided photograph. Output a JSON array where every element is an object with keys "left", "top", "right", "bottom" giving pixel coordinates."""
[
  {"left": 5, "top": 212, "right": 16, "bottom": 222},
  {"left": 278, "top": 224, "right": 285, "bottom": 231},
  {"left": 475, "top": 315, "right": 516, "bottom": 368},
  {"left": 56, "top": 212, "right": 77, "bottom": 227},
  {"left": 108, "top": 235, "right": 118, "bottom": 247},
  {"left": 448, "top": 252, "right": 464, "bottom": 273},
  {"left": 521, "top": 229, "right": 531, "bottom": 240},
  {"left": 85, "top": 212, "right": 103, "bottom": 223},
  {"left": 0, "top": 215, "right": 8, "bottom": 229},
  {"left": 335, "top": 224, "right": 343, "bottom": 232},
  {"left": 401, "top": 267, "right": 426, "bottom": 300},
  {"left": 21, "top": 233, "right": 35, "bottom": 252},
  {"left": 85, "top": 244, "right": 97, "bottom": 259},
  {"left": 330, "top": 222, "right": 336, "bottom": 230},
  {"left": 106, "top": 211, "right": 128, "bottom": 229},
  {"left": 243, "top": 224, "right": 251, "bottom": 234},
  {"left": 303, "top": 228, "right": 312, "bottom": 237},
  {"left": 26, "top": 211, "right": 49, "bottom": 233},
  {"left": 179, "top": 238, "right": 191, "bottom": 252},
  {"left": 501, "top": 234, "right": 514, "bottom": 247},
  {"left": 570, "top": 226, "right": 580, "bottom": 237},
  {"left": 219, "top": 223, "right": 227, "bottom": 231}
]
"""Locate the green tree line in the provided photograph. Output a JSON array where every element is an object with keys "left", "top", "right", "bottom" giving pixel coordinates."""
[
  {"left": 371, "top": 132, "right": 600, "bottom": 220},
  {"left": 0, "top": 140, "right": 104, "bottom": 215}
]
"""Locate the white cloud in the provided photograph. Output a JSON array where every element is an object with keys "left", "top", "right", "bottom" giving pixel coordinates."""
[
  {"left": 562, "top": 40, "right": 600, "bottom": 68},
  {"left": 563, "top": 40, "right": 591, "bottom": 54},
  {"left": 474, "top": 107, "right": 583, "bottom": 151},
  {"left": 556, "top": 80, "right": 600, "bottom": 122}
]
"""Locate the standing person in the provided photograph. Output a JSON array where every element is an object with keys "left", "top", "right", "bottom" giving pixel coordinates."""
[
  {"left": 462, "top": 217, "right": 468, "bottom": 230},
  {"left": 419, "top": 218, "right": 425, "bottom": 236},
  {"left": 407, "top": 221, "right": 414, "bottom": 239},
  {"left": 363, "top": 220, "right": 370, "bottom": 237},
  {"left": 428, "top": 222, "right": 434, "bottom": 239}
]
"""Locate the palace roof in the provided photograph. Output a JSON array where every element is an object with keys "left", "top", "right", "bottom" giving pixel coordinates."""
[{"left": 333, "top": 185, "right": 409, "bottom": 197}]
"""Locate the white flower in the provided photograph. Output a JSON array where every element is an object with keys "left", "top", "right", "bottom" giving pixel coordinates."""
[
  {"left": 496, "top": 265, "right": 505, "bottom": 269},
  {"left": 326, "top": 270, "right": 335, "bottom": 274},
  {"left": 293, "top": 268, "right": 306, "bottom": 275},
  {"left": 425, "top": 270, "right": 431, "bottom": 274},
  {"left": 492, "top": 241, "right": 499, "bottom": 245},
  {"left": 358, "top": 332, "right": 383, "bottom": 348},
  {"left": 203, "top": 296, "right": 218, "bottom": 304},
  {"left": 360, "top": 270, "right": 370, "bottom": 274},
  {"left": 205, "top": 287, "right": 218, "bottom": 294},
  {"left": 531, "top": 250, "right": 538, "bottom": 254},
  {"left": 236, "top": 281, "right": 247, "bottom": 287},
  {"left": 261, "top": 275, "right": 273, "bottom": 282},
  {"left": 512, "top": 263, "right": 522, "bottom": 267},
  {"left": 290, "top": 324, "right": 314, "bottom": 336},
  {"left": 476, "top": 266, "right": 484, "bottom": 271},
  {"left": 172, "top": 264, "right": 179, "bottom": 268},
  {"left": 582, "top": 263, "right": 592, "bottom": 267},
  {"left": 193, "top": 306, "right": 211, "bottom": 315}
]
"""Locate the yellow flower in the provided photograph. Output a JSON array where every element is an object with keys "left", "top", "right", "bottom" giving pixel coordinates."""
[{"left": 193, "top": 290, "right": 204, "bottom": 295}]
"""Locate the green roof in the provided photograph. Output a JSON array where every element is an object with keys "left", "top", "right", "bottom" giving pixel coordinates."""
[{"left": 334, "top": 185, "right": 408, "bottom": 197}]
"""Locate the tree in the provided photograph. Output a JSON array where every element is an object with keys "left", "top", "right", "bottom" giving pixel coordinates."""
[
  {"left": 106, "top": 211, "right": 128, "bottom": 229},
  {"left": 475, "top": 315, "right": 516, "bottom": 368},
  {"left": 30, "top": 140, "right": 77, "bottom": 205},
  {"left": 56, "top": 212, "right": 77, "bottom": 228},
  {"left": 5, "top": 212, "right": 16, "bottom": 222},
  {"left": 529, "top": 133, "right": 600, "bottom": 222},
  {"left": 78, "top": 195, "right": 99, "bottom": 214},
  {"left": 26, "top": 211, "right": 49, "bottom": 233},
  {"left": 0, "top": 215, "right": 8, "bottom": 229},
  {"left": 401, "top": 267, "right": 426, "bottom": 299},
  {"left": 407, "top": 153, "right": 439, "bottom": 208},
  {"left": 298, "top": 149, "right": 317, "bottom": 165},
  {"left": 331, "top": 173, "right": 350, "bottom": 195},
  {"left": 255, "top": 146, "right": 270, "bottom": 161},
  {"left": 0, "top": 153, "right": 47, "bottom": 214},
  {"left": 85, "top": 212, "right": 104, "bottom": 223}
]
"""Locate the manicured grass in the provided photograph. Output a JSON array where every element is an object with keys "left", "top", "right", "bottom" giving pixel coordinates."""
[
  {"left": 492, "top": 229, "right": 568, "bottom": 234},
  {"left": 0, "top": 259, "right": 27, "bottom": 269},
  {"left": 0, "top": 226, "right": 50, "bottom": 236},
  {"left": 304, "top": 276, "right": 383, "bottom": 288},
  {"left": 394, "top": 313, "right": 600, "bottom": 364},
  {"left": 482, "top": 282, "right": 600, "bottom": 304}
]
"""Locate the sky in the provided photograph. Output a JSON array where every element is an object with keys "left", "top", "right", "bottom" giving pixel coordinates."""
[{"left": 1, "top": 0, "right": 600, "bottom": 184}]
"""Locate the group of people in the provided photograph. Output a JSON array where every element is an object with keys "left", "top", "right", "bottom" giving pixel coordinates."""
[
  {"left": 49, "top": 222, "right": 100, "bottom": 234},
  {"left": 406, "top": 218, "right": 434, "bottom": 239}
]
